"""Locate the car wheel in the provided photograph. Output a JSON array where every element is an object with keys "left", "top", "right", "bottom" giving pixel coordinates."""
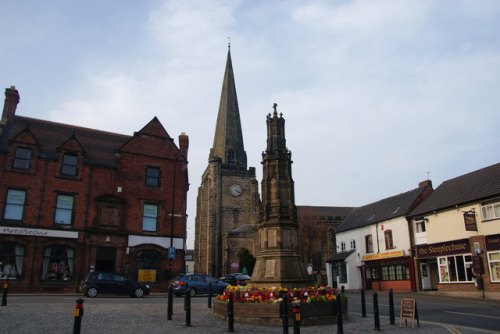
[
  {"left": 86, "top": 287, "right": 98, "bottom": 298},
  {"left": 189, "top": 288, "right": 197, "bottom": 297},
  {"left": 133, "top": 288, "right": 145, "bottom": 298}
]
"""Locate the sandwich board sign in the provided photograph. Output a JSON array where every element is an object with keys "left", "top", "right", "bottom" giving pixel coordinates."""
[{"left": 400, "top": 298, "right": 419, "bottom": 328}]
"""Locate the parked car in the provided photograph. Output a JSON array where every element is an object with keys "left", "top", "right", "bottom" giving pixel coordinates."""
[
  {"left": 220, "top": 273, "right": 251, "bottom": 286},
  {"left": 80, "top": 271, "right": 151, "bottom": 298},
  {"left": 172, "top": 273, "right": 229, "bottom": 297}
]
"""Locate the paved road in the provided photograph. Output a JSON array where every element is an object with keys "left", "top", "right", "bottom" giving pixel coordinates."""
[{"left": 0, "top": 293, "right": 498, "bottom": 333}]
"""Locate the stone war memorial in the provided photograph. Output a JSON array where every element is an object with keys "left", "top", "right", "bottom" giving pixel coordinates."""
[{"left": 213, "top": 104, "right": 347, "bottom": 326}]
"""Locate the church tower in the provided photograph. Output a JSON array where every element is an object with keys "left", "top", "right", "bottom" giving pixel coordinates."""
[
  {"left": 194, "top": 46, "right": 261, "bottom": 277},
  {"left": 250, "top": 104, "right": 308, "bottom": 288}
]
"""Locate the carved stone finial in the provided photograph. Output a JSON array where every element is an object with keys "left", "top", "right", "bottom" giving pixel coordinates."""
[{"left": 273, "top": 103, "right": 278, "bottom": 115}]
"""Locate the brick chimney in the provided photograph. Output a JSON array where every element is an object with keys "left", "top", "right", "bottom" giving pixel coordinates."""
[
  {"left": 178, "top": 132, "right": 189, "bottom": 159},
  {"left": 418, "top": 180, "right": 432, "bottom": 189},
  {"left": 2, "top": 86, "right": 20, "bottom": 123}
]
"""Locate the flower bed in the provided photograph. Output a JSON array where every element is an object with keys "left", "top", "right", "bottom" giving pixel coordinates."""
[{"left": 213, "top": 286, "right": 348, "bottom": 326}]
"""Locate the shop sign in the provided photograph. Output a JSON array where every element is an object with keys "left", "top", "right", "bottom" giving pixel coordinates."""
[
  {"left": 416, "top": 239, "right": 470, "bottom": 259},
  {"left": 362, "top": 250, "right": 404, "bottom": 261},
  {"left": 485, "top": 234, "right": 500, "bottom": 251},
  {"left": 0, "top": 226, "right": 78, "bottom": 239},
  {"left": 399, "top": 298, "right": 419, "bottom": 328},
  {"left": 138, "top": 269, "right": 156, "bottom": 282},
  {"left": 463, "top": 211, "right": 477, "bottom": 231}
]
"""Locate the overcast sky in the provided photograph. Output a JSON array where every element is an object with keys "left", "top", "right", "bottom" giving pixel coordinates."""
[{"left": 2, "top": 0, "right": 499, "bottom": 249}]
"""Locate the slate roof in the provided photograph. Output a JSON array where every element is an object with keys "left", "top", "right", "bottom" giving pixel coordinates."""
[
  {"left": 297, "top": 206, "right": 354, "bottom": 221},
  {"left": 0, "top": 115, "right": 131, "bottom": 168},
  {"left": 335, "top": 186, "right": 429, "bottom": 233},
  {"left": 410, "top": 162, "right": 500, "bottom": 217}
]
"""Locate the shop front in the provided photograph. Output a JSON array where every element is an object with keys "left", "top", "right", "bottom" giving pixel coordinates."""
[
  {"left": 415, "top": 238, "right": 476, "bottom": 293},
  {"left": 0, "top": 226, "right": 81, "bottom": 292},
  {"left": 361, "top": 250, "right": 414, "bottom": 292}
]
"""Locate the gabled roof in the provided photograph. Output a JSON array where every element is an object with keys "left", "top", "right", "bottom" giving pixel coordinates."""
[
  {"left": 410, "top": 162, "right": 500, "bottom": 217},
  {"left": 1, "top": 115, "right": 130, "bottom": 167},
  {"left": 336, "top": 184, "right": 430, "bottom": 233}
]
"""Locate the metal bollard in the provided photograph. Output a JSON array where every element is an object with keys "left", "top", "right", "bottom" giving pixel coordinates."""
[
  {"left": 292, "top": 303, "right": 301, "bottom": 334},
  {"left": 72, "top": 298, "right": 85, "bottom": 334},
  {"left": 373, "top": 292, "right": 380, "bottom": 331},
  {"left": 1, "top": 278, "right": 9, "bottom": 306},
  {"left": 208, "top": 282, "right": 212, "bottom": 308},
  {"left": 280, "top": 295, "right": 289, "bottom": 334},
  {"left": 167, "top": 285, "right": 173, "bottom": 320},
  {"left": 184, "top": 286, "right": 191, "bottom": 326},
  {"left": 336, "top": 292, "right": 344, "bottom": 334},
  {"left": 227, "top": 292, "right": 234, "bottom": 332},
  {"left": 389, "top": 288, "right": 395, "bottom": 325},
  {"left": 361, "top": 288, "right": 366, "bottom": 317}
]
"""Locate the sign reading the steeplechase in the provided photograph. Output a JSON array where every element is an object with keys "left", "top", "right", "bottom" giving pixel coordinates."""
[{"left": 400, "top": 298, "right": 419, "bottom": 328}]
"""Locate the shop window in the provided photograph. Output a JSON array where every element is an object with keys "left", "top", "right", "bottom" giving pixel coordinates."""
[
  {"left": 136, "top": 249, "right": 161, "bottom": 282},
  {"left": 438, "top": 254, "right": 473, "bottom": 283},
  {"left": 42, "top": 246, "right": 74, "bottom": 281},
  {"left": 3, "top": 189, "right": 26, "bottom": 221},
  {"left": 13, "top": 147, "right": 32, "bottom": 170},
  {"left": 381, "top": 264, "right": 409, "bottom": 281},
  {"left": 365, "top": 235, "right": 373, "bottom": 253},
  {"left": 54, "top": 194, "right": 74, "bottom": 225},
  {"left": 60, "top": 154, "right": 78, "bottom": 176},
  {"left": 384, "top": 230, "right": 394, "bottom": 249},
  {"left": 488, "top": 251, "right": 500, "bottom": 282},
  {"left": 145, "top": 167, "right": 161, "bottom": 187},
  {"left": 142, "top": 203, "right": 158, "bottom": 232},
  {"left": 0, "top": 242, "right": 25, "bottom": 278},
  {"left": 481, "top": 201, "right": 500, "bottom": 221}
]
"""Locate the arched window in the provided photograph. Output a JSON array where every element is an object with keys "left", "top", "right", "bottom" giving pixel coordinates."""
[
  {"left": 42, "top": 246, "right": 74, "bottom": 281},
  {"left": 0, "top": 242, "right": 25, "bottom": 278}
]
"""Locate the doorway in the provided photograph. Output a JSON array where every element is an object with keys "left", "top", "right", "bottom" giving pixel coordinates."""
[{"left": 95, "top": 247, "right": 116, "bottom": 272}]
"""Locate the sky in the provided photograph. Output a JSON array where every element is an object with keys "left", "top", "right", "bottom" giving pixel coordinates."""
[{"left": 2, "top": 0, "right": 500, "bottom": 249}]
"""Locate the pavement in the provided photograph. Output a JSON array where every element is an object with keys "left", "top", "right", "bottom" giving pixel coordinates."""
[{"left": 0, "top": 293, "right": 498, "bottom": 334}]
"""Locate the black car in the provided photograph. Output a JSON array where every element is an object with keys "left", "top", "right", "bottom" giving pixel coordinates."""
[
  {"left": 220, "top": 273, "right": 251, "bottom": 286},
  {"left": 80, "top": 271, "right": 151, "bottom": 298}
]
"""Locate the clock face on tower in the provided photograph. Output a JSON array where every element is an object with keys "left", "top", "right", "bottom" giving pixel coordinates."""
[{"left": 230, "top": 184, "right": 242, "bottom": 197}]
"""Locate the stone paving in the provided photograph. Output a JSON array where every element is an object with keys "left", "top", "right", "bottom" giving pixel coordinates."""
[{"left": 0, "top": 294, "right": 495, "bottom": 334}]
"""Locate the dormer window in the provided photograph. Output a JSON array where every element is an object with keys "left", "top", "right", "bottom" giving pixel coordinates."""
[
  {"left": 145, "top": 167, "right": 160, "bottom": 187},
  {"left": 61, "top": 154, "right": 78, "bottom": 176},
  {"left": 13, "top": 147, "right": 32, "bottom": 170}
]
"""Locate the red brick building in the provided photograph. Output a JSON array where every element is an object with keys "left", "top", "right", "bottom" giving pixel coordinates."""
[{"left": 0, "top": 86, "right": 189, "bottom": 292}]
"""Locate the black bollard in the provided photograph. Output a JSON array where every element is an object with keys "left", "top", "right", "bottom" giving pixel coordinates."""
[
  {"left": 208, "top": 282, "right": 212, "bottom": 308},
  {"left": 228, "top": 292, "right": 234, "bottom": 332},
  {"left": 72, "top": 298, "right": 84, "bottom": 334},
  {"left": 292, "top": 303, "right": 301, "bottom": 334},
  {"left": 373, "top": 292, "right": 380, "bottom": 331},
  {"left": 167, "top": 285, "right": 173, "bottom": 320},
  {"left": 361, "top": 288, "right": 366, "bottom": 317},
  {"left": 281, "top": 295, "right": 289, "bottom": 334},
  {"left": 185, "top": 286, "right": 191, "bottom": 327},
  {"left": 389, "top": 288, "right": 395, "bottom": 325},
  {"left": 336, "top": 292, "right": 344, "bottom": 334},
  {"left": 1, "top": 278, "right": 8, "bottom": 306}
]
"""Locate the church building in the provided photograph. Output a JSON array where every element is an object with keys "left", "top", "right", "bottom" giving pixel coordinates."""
[{"left": 194, "top": 46, "right": 261, "bottom": 277}]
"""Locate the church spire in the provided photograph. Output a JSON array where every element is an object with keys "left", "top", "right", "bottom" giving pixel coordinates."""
[{"left": 210, "top": 45, "right": 247, "bottom": 169}]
